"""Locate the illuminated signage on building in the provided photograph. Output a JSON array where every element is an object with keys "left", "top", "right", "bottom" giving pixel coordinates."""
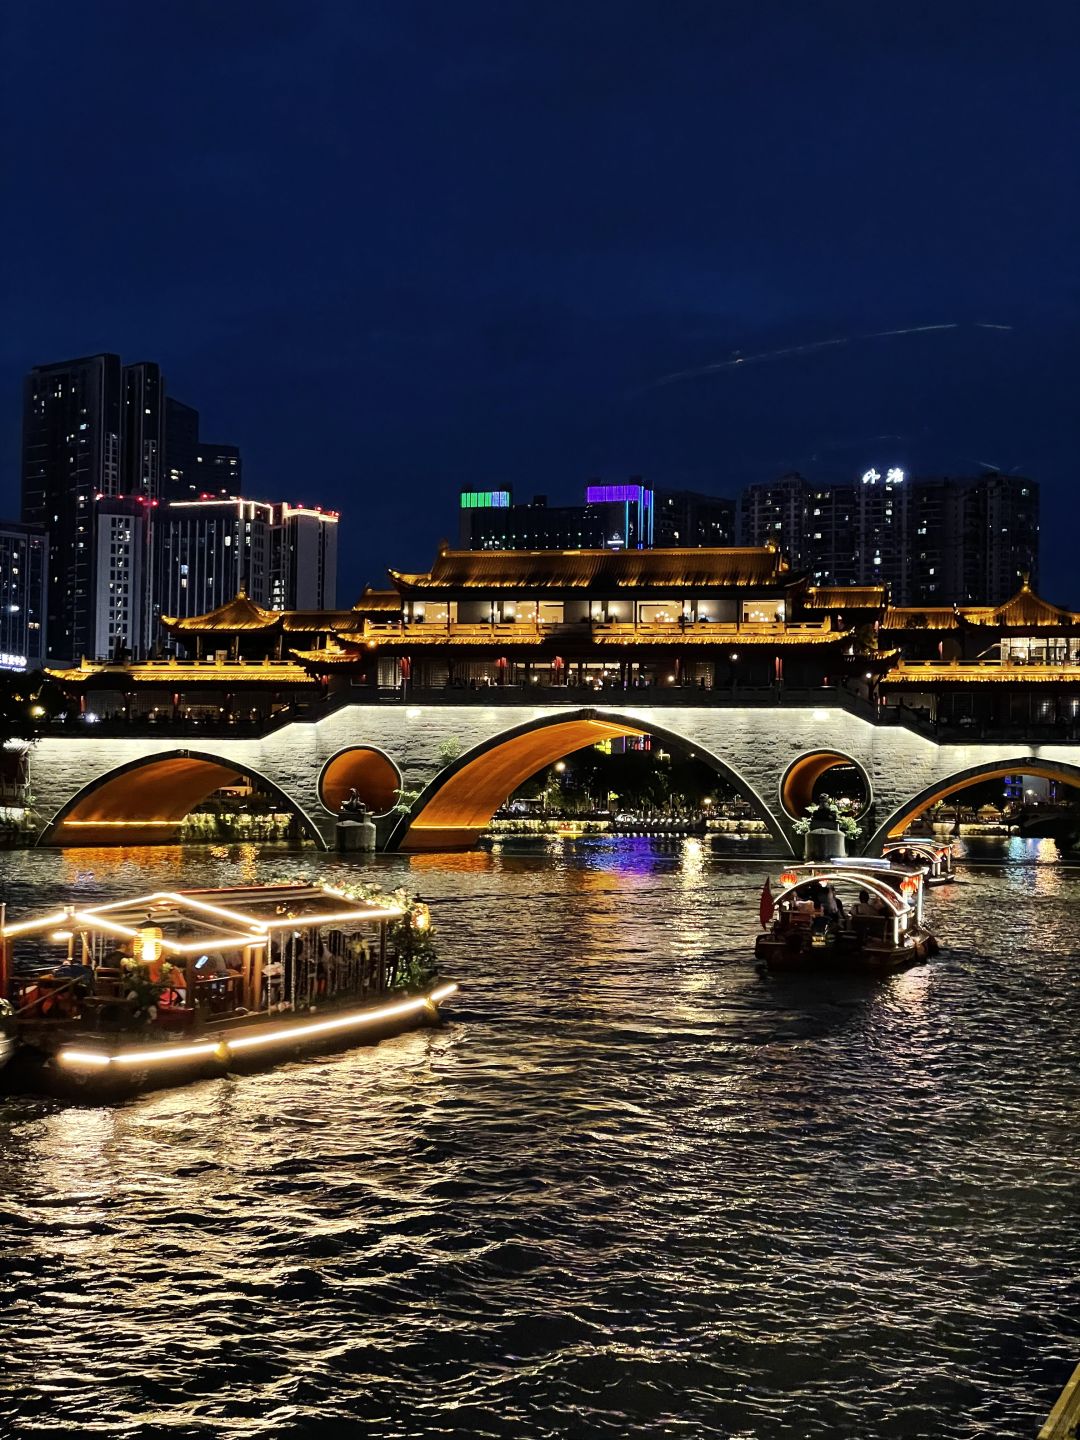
[
  {"left": 0, "top": 652, "right": 27, "bottom": 671},
  {"left": 585, "top": 484, "right": 652, "bottom": 505},
  {"left": 460, "top": 491, "right": 511, "bottom": 509},
  {"left": 861, "top": 468, "right": 905, "bottom": 485}
]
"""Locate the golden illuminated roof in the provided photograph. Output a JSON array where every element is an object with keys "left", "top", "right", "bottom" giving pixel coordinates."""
[
  {"left": 353, "top": 588, "right": 403, "bottom": 614},
  {"left": 280, "top": 610, "right": 363, "bottom": 633},
  {"left": 289, "top": 646, "right": 368, "bottom": 667},
  {"left": 804, "top": 585, "right": 886, "bottom": 610},
  {"left": 162, "top": 591, "right": 281, "bottom": 634},
  {"left": 883, "top": 606, "right": 964, "bottom": 630},
  {"left": 885, "top": 583, "right": 1080, "bottom": 632},
  {"left": 390, "top": 547, "right": 795, "bottom": 592},
  {"left": 881, "top": 661, "right": 1080, "bottom": 684},
  {"left": 985, "top": 583, "right": 1079, "bottom": 628},
  {"left": 46, "top": 659, "right": 318, "bottom": 687}
]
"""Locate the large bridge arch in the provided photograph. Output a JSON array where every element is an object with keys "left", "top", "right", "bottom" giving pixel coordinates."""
[
  {"left": 867, "top": 755, "right": 1080, "bottom": 853},
  {"left": 38, "top": 748, "right": 328, "bottom": 849},
  {"left": 386, "top": 707, "right": 792, "bottom": 853}
]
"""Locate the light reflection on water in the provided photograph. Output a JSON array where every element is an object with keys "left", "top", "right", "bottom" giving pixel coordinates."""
[{"left": 0, "top": 838, "right": 1077, "bottom": 1440}]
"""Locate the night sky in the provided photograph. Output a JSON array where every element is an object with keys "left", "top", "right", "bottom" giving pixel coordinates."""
[{"left": 4, "top": 2, "right": 1079, "bottom": 601}]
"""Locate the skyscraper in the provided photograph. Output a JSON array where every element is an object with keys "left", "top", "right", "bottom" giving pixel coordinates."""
[
  {"left": 121, "top": 361, "right": 165, "bottom": 499},
  {"left": 21, "top": 353, "right": 124, "bottom": 661}
]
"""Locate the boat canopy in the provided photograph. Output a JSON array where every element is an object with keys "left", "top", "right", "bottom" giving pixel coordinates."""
[
  {"left": 0, "top": 885, "right": 401, "bottom": 958},
  {"left": 776, "top": 869, "right": 911, "bottom": 917},
  {"left": 883, "top": 840, "right": 951, "bottom": 863}
]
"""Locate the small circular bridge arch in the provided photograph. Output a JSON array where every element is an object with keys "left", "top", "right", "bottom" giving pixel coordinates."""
[
  {"left": 318, "top": 745, "right": 401, "bottom": 817},
  {"left": 867, "top": 755, "right": 1080, "bottom": 853},
  {"left": 38, "top": 748, "right": 327, "bottom": 849},
  {"left": 386, "top": 707, "right": 792, "bottom": 853},
  {"left": 779, "top": 750, "right": 873, "bottom": 819}
]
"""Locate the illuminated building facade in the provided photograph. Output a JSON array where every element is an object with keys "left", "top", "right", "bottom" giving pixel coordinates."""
[
  {"left": 739, "top": 470, "right": 1039, "bottom": 604},
  {"left": 157, "top": 499, "right": 277, "bottom": 633},
  {"left": 157, "top": 499, "right": 338, "bottom": 646},
  {"left": 0, "top": 521, "right": 48, "bottom": 670},
  {"left": 44, "top": 547, "right": 1080, "bottom": 743},
  {"left": 460, "top": 482, "right": 732, "bottom": 551}
]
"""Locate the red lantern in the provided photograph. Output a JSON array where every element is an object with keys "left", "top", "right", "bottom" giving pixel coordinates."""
[{"left": 779, "top": 870, "right": 799, "bottom": 887}]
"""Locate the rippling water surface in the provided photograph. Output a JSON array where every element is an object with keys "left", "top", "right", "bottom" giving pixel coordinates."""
[{"left": 0, "top": 837, "right": 1077, "bottom": 1439}]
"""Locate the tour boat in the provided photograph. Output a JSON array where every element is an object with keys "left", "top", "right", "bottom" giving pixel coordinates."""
[
  {"left": 883, "top": 838, "right": 956, "bottom": 885},
  {"left": 756, "top": 858, "right": 939, "bottom": 973},
  {"left": 0, "top": 883, "right": 456, "bottom": 1098}
]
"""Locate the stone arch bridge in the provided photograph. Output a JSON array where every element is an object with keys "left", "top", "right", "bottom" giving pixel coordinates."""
[{"left": 24, "top": 700, "right": 1080, "bottom": 854}]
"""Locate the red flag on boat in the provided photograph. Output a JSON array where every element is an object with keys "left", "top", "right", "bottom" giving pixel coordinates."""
[{"left": 759, "top": 876, "right": 774, "bottom": 929}]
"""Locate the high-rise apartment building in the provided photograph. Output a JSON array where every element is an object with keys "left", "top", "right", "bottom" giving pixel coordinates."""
[
  {"left": 158, "top": 499, "right": 338, "bottom": 644},
  {"left": 0, "top": 521, "right": 48, "bottom": 670},
  {"left": 91, "top": 497, "right": 154, "bottom": 660},
  {"left": 271, "top": 505, "right": 339, "bottom": 610},
  {"left": 195, "top": 442, "right": 242, "bottom": 497},
  {"left": 163, "top": 398, "right": 201, "bottom": 500},
  {"left": 737, "top": 473, "right": 808, "bottom": 562},
  {"left": 653, "top": 489, "right": 736, "bottom": 547},
  {"left": 157, "top": 499, "right": 277, "bottom": 631},
  {"left": 739, "top": 470, "right": 1039, "bottom": 603}
]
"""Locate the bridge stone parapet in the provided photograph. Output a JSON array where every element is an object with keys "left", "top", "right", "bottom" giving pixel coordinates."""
[{"left": 25, "top": 701, "right": 1080, "bottom": 853}]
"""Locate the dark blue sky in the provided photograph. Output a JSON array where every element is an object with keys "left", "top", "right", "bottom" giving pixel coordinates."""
[{"left": 4, "top": 1, "right": 1079, "bottom": 600}]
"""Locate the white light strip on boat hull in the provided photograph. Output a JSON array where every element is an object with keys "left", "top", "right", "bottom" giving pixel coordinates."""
[{"left": 55, "top": 984, "right": 459, "bottom": 1072}]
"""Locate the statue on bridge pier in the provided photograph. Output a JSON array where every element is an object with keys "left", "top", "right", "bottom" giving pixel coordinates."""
[{"left": 339, "top": 788, "right": 368, "bottom": 821}]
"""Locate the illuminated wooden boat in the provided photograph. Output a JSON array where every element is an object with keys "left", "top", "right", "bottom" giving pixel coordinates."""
[
  {"left": 0, "top": 883, "right": 456, "bottom": 1097},
  {"left": 883, "top": 838, "right": 956, "bottom": 885},
  {"left": 756, "top": 860, "right": 939, "bottom": 973}
]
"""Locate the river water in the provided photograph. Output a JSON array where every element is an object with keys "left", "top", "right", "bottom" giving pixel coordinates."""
[{"left": 0, "top": 837, "right": 1077, "bottom": 1439}]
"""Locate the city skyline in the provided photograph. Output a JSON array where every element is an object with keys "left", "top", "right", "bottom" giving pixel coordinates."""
[{"left": 4, "top": 4, "right": 1079, "bottom": 604}]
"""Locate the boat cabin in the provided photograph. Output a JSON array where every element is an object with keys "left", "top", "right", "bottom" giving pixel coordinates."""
[
  {"left": 761, "top": 860, "right": 934, "bottom": 967},
  {"left": 882, "top": 839, "right": 954, "bottom": 881},
  {"left": 0, "top": 884, "right": 405, "bottom": 1035}
]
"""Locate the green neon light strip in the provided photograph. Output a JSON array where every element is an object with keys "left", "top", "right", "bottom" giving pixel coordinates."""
[{"left": 460, "top": 490, "right": 511, "bottom": 509}]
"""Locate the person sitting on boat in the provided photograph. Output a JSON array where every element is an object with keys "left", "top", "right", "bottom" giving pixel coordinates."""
[
  {"left": 806, "top": 879, "right": 828, "bottom": 912},
  {"left": 51, "top": 954, "right": 95, "bottom": 995},
  {"left": 851, "top": 890, "right": 876, "bottom": 918},
  {"left": 822, "top": 884, "right": 845, "bottom": 923}
]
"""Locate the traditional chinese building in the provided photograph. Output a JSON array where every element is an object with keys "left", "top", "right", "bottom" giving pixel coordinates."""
[
  {"left": 878, "top": 580, "right": 1080, "bottom": 734},
  {"left": 42, "top": 551, "right": 1080, "bottom": 741}
]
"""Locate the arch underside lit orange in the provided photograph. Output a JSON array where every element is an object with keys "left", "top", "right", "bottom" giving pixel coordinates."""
[
  {"left": 781, "top": 752, "right": 858, "bottom": 817},
  {"left": 888, "top": 763, "right": 1080, "bottom": 838},
  {"left": 399, "top": 718, "right": 646, "bottom": 850},
  {"left": 48, "top": 757, "right": 243, "bottom": 846},
  {"left": 320, "top": 748, "right": 400, "bottom": 816}
]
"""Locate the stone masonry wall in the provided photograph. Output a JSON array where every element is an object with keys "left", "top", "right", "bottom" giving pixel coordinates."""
[{"left": 26, "top": 702, "right": 1080, "bottom": 853}]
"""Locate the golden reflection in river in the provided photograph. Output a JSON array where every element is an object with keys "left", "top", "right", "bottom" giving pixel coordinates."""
[{"left": 407, "top": 849, "right": 495, "bottom": 875}]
